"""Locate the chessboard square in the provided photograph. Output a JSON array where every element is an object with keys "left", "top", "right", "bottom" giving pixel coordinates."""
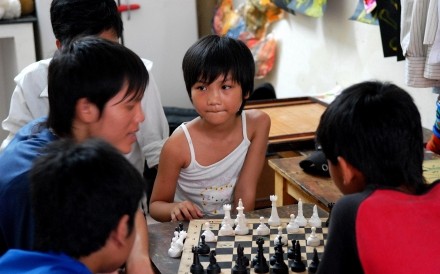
[
  {"left": 216, "top": 240, "right": 235, "bottom": 249},
  {"left": 234, "top": 240, "right": 252, "bottom": 248},
  {"left": 217, "top": 235, "right": 235, "bottom": 242},
  {"left": 251, "top": 234, "right": 271, "bottom": 243},
  {"left": 235, "top": 235, "right": 252, "bottom": 242},
  {"left": 214, "top": 248, "right": 234, "bottom": 256},
  {"left": 251, "top": 246, "right": 270, "bottom": 254}
]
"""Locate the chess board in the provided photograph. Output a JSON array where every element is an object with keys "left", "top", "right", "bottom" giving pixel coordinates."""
[{"left": 177, "top": 218, "right": 328, "bottom": 274}]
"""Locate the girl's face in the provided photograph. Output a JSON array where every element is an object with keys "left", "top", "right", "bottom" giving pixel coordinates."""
[{"left": 190, "top": 74, "right": 247, "bottom": 125}]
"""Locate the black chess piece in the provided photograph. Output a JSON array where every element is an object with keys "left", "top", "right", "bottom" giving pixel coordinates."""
[
  {"left": 269, "top": 245, "right": 278, "bottom": 266},
  {"left": 198, "top": 234, "right": 210, "bottom": 255},
  {"left": 253, "top": 237, "right": 269, "bottom": 273},
  {"left": 287, "top": 239, "right": 296, "bottom": 260},
  {"left": 232, "top": 244, "right": 248, "bottom": 274},
  {"left": 271, "top": 240, "right": 288, "bottom": 274},
  {"left": 325, "top": 202, "right": 335, "bottom": 227},
  {"left": 190, "top": 246, "right": 204, "bottom": 274},
  {"left": 206, "top": 250, "right": 221, "bottom": 274},
  {"left": 308, "top": 248, "right": 320, "bottom": 273},
  {"left": 290, "top": 240, "right": 306, "bottom": 272}
]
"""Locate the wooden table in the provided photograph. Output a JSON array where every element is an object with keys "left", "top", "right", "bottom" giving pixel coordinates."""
[
  {"left": 268, "top": 156, "right": 342, "bottom": 213},
  {"left": 148, "top": 204, "right": 328, "bottom": 274}
]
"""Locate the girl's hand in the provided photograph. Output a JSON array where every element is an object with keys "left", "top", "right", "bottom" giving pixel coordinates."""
[{"left": 171, "top": 201, "right": 203, "bottom": 221}]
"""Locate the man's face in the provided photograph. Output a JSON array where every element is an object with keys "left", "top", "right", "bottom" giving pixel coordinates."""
[{"left": 88, "top": 83, "right": 145, "bottom": 154}]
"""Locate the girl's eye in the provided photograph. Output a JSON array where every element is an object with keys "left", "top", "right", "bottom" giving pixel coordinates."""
[
  {"left": 222, "top": 85, "right": 232, "bottom": 90},
  {"left": 195, "top": 85, "right": 207, "bottom": 91}
]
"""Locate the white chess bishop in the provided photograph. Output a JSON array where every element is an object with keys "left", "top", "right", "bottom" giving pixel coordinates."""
[{"left": 308, "top": 205, "right": 322, "bottom": 228}]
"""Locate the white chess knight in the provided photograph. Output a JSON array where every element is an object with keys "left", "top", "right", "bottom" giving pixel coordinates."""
[
  {"left": 286, "top": 213, "right": 300, "bottom": 233},
  {"left": 273, "top": 226, "right": 287, "bottom": 246},
  {"left": 268, "top": 195, "right": 280, "bottom": 226},
  {"left": 256, "top": 216, "right": 270, "bottom": 236},
  {"left": 202, "top": 222, "right": 216, "bottom": 242},
  {"left": 308, "top": 205, "right": 322, "bottom": 228},
  {"left": 294, "top": 199, "right": 307, "bottom": 227},
  {"left": 306, "top": 227, "right": 320, "bottom": 247},
  {"left": 219, "top": 215, "right": 234, "bottom": 236},
  {"left": 222, "top": 204, "right": 234, "bottom": 227}
]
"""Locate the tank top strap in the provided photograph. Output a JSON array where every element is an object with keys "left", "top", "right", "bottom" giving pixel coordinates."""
[
  {"left": 241, "top": 110, "right": 248, "bottom": 141},
  {"left": 180, "top": 123, "right": 196, "bottom": 163}
]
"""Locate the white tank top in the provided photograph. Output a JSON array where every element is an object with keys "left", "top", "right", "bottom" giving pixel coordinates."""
[{"left": 174, "top": 111, "right": 251, "bottom": 216}]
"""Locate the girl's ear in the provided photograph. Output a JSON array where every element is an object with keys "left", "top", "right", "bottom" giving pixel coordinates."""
[
  {"left": 75, "top": 98, "right": 99, "bottom": 123},
  {"left": 337, "top": 156, "right": 366, "bottom": 192}
]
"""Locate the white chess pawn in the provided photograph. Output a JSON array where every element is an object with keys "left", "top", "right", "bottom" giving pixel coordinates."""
[
  {"left": 268, "top": 195, "right": 281, "bottom": 226},
  {"left": 308, "top": 205, "right": 322, "bottom": 228},
  {"left": 201, "top": 222, "right": 216, "bottom": 242},
  {"left": 219, "top": 216, "right": 235, "bottom": 236},
  {"left": 256, "top": 216, "right": 270, "bottom": 236},
  {"left": 295, "top": 199, "right": 307, "bottom": 227},
  {"left": 167, "top": 241, "right": 183, "bottom": 258},
  {"left": 234, "top": 214, "right": 249, "bottom": 235},
  {"left": 286, "top": 213, "right": 300, "bottom": 233},
  {"left": 273, "top": 226, "right": 287, "bottom": 246},
  {"left": 306, "top": 227, "right": 320, "bottom": 247}
]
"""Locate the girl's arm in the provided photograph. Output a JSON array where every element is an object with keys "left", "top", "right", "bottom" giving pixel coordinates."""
[
  {"left": 149, "top": 131, "right": 203, "bottom": 222},
  {"left": 234, "top": 109, "right": 271, "bottom": 211}
]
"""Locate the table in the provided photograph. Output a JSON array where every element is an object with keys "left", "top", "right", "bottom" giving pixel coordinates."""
[
  {"left": 268, "top": 156, "right": 342, "bottom": 213},
  {"left": 148, "top": 204, "right": 328, "bottom": 274}
]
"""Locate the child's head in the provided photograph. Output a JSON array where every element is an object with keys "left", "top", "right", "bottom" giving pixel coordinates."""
[
  {"left": 30, "top": 138, "right": 146, "bottom": 272},
  {"left": 182, "top": 34, "right": 255, "bottom": 115},
  {"left": 50, "top": 0, "right": 123, "bottom": 45},
  {"left": 47, "top": 36, "right": 148, "bottom": 140},
  {"left": 316, "top": 81, "right": 425, "bottom": 193}
]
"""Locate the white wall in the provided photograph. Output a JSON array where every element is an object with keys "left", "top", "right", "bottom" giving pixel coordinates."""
[{"left": 257, "top": 0, "right": 437, "bottom": 129}]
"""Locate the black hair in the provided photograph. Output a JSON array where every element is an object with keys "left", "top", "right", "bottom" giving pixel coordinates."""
[
  {"left": 50, "top": 0, "right": 123, "bottom": 44},
  {"left": 47, "top": 36, "right": 148, "bottom": 137},
  {"left": 182, "top": 34, "right": 255, "bottom": 115},
  {"left": 316, "top": 81, "right": 426, "bottom": 193},
  {"left": 30, "top": 138, "right": 146, "bottom": 258}
]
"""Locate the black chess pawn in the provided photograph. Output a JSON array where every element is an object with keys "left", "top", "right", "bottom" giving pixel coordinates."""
[
  {"left": 287, "top": 239, "right": 296, "bottom": 260},
  {"left": 206, "top": 250, "right": 221, "bottom": 274},
  {"left": 307, "top": 248, "right": 320, "bottom": 273},
  {"left": 179, "top": 222, "right": 184, "bottom": 232},
  {"left": 232, "top": 244, "right": 248, "bottom": 274},
  {"left": 270, "top": 245, "right": 278, "bottom": 266},
  {"left": 325, "top": 202, "right": 335, "bottom": 227},
  {"left": 190, "top": 246, "right": 204, "bottom": 274},
  {"left": 290, "top": 240, "right": 306, "bottom": 272},
  {"left": 198, "top": 234, "right": 210, "bottom": 255}
]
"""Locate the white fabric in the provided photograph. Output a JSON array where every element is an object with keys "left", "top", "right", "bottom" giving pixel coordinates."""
[
  {"left": 1, "top": 58, "right": 169, "bottom": 172},
  {"left": 174, "top": 111, "right": 251, "bottom": 216}
]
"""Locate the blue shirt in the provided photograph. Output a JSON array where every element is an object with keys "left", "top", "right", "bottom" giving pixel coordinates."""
[
  {"left": 0, "top": 249, "right": 91, "bottom": 273},
  {"left": 0, "top": 117, "right": 57, "bottom": 255}
]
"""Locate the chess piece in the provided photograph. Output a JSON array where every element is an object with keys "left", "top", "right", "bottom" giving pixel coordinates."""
[
  {"left": 308, "top": 205, "right": 322, "bottom": 228},
  {"left": 223, "top": 204, "right": 234, "bottom": 227},
  {"left": 206, "top": 250, "right": 221, "bottom": 274},
  {"left": 273, "top": 227, "right": 287, "bottom": 246},
  {"left": 307, "top": 248, "right": 320, "bottom": 273},
  {"left": 294, "top": 199, "right": 307, "bottom": 227},
  {"left": 202, "top": 221, "right": 216, "bottom": 242},
  {"left": 268, "top": 195, "right": 281, "bottom": 226},
  {"left": 198, "top": 235, "right": 210, "bottom": 255},
  {"left": 167, "top": 237, "right": 183, "bottom": 258},
  {"left": 325, "top": 202, "right": 335, "bottom": 227},
  {"left": 252, "top": 237, "right": 269, "bottom": 273},
  {"left": 235, "top": 198, "right": 247, "bottom": 226},
  {"left": 290, "top": 240, "right": 306, "bottom": 272},
  {"left": 306, "top": 227, "right": 320, "bottom": 247},
  {"left": 256, "top": 216, "right": 270, "bottom": 236},
  {"left": 190, "top": 246, "right": 204, "bottom": 274},
  {"left": 174, "top": 230, "right": 187, "bottom": 253},
  {"left": 287, "top": 239, "right": 296, "bottom": 260},
  {"left": 271, "top": 239, "right": 288, "bottom": 274},
  {"left": 232, "top": 244, "right": 248, "bottom": 274},
  {"left": 234, "top": 213, "right": 249, "bottom": 235},
  {"left": 219, "top": 216, "right": 234, "bottom": 236},
  {"left": 286, "top": 213, "right": 300, "bottom": 233}
]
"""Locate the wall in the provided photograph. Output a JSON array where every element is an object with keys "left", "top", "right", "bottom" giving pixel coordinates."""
[{"left": 253, "top": 0, "right": 437, "bottom": 129}]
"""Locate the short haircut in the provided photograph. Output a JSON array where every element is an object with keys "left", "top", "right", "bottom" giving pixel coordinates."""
[
  {"left": 30, "top": 138, "right": 146, "bottom": 258},
  {"left": 182, "top": 34, "right": 255, "bottom": 115},
  {"left": 47, "top": 36, "right": 148, "bottom": 137},
  {"left": 316, "top": 81, "right": 426, "bottom": 192},
  {"left": 50, "top": 0, "right": 123, "bottom": 44}
]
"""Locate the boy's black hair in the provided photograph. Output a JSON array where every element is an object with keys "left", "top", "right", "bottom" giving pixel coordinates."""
[
  {"left": 182, "top": 34, "right": 255, "bottom": 115},
  {"left": 30, "top": 138, "right": 146, "bottom": 258},
  {"left": 316, "top": 81, "right": 426, "bottom": 193},
  {"left": 47, "top": 36, "right": 148, "bottom": 137},
  {"left": 50, "top": 0, "right": 123, "bottom": 44}
]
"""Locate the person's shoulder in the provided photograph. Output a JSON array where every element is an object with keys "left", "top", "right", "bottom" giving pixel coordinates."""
[
  {"left": 244, "top": 109, "right": 270, "bottom": 125},
  {"left": 17, "top": 59, "right": 51, "bottom": 77}
]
